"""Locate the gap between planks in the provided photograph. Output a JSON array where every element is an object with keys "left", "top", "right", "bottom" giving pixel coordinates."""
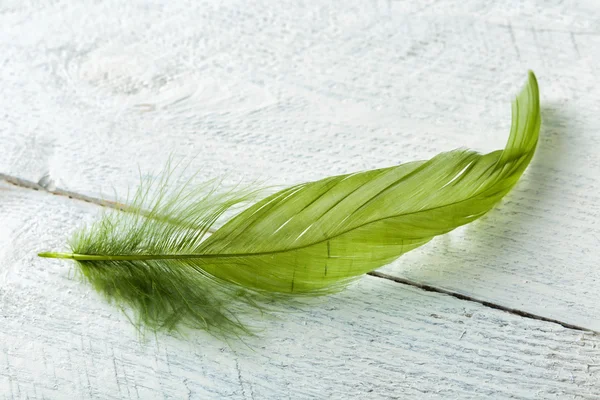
[{"left": 1, "top": 173, "right": 596, "bottom": 334}]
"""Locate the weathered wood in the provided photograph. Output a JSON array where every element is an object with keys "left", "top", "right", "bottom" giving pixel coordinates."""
[
  {"left": 2, "top": 0, "right": 600, "bottom": 397},
  {"left": 1, "top": 184, "right": 599, "bottom": 399},
  {"left": 2, "top": 0, "right": 599, "bottom": 330}
]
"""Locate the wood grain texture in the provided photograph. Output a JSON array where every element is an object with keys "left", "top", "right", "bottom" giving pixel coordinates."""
[
  {"left": 2, "top": 0, "right": 600, "bottom": 397},
  {"left": 2, "top": 0, "right": 599, "bottom": 330},
  {"left": 1, "top": 184, "right": 600, "bottom": 399}
]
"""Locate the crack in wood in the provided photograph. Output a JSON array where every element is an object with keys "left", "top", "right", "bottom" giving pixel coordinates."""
[
  {"left": 2, "top": 172, "right": 596, "bottom": 334},
  {"left": 367, "top": 271, "right": 597, "bottom": 334},
  {"left": 0, "top": 173, "right": 130, "bottom": 211}
]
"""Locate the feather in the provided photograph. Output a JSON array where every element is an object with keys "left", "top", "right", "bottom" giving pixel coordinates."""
[{"left": 39, "top": 71, "right": 541, "bottom": 336}]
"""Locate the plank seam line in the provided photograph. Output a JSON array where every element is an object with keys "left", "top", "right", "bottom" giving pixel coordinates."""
[
  {"left": 0, "top": 173, "right": 131, "bottom": 210},
  {"left": 2, "top": 173, "right": 596, "bottom": 334},
  {"left": 368, "top": 271, "right": 597, "bottom": 333}
]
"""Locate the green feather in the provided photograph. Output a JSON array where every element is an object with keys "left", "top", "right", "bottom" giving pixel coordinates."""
[{"left": 39, "top": 71, "right": 541, "bottom": 336}]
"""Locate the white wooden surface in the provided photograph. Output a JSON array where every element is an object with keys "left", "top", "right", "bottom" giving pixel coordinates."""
[
  {"left": 2, "top": 185, "right": 600, "bottom": 399},
  {"left": 2, "top": 0, "right": 600, "bottom": 398}
]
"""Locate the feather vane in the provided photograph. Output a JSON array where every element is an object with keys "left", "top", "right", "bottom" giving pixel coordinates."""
[{"left": 39, "top": 72, "right": 541, "bottom": 336}]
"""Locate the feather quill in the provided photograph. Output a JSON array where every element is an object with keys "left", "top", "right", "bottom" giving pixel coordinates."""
[{"left": 39, "top": 71, "right": 541, "bottom": 336}]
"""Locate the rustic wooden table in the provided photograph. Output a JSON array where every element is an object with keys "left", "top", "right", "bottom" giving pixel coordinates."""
[{"left": 1, "top": 0, "right": 599, "bottom": 398}]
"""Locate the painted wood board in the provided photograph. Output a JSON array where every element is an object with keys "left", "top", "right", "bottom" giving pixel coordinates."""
[
  {"left": 1, "top": 184, "right": 599, "bottom": 399},
  {"left": 2, "top": 0, "right": 599, "bottom": 331}
]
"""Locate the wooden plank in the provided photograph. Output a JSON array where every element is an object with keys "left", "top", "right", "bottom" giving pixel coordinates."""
[
  {"left": 1, "top": 184, "right": 599, "bottom": 399},
  {"left": 1, "top": 0, "right": 600, "bottom": 336}
]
